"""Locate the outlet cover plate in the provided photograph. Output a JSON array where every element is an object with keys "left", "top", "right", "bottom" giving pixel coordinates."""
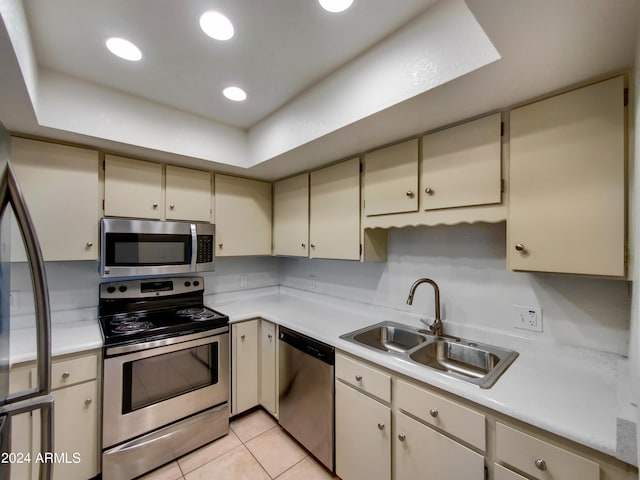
[{"left": 512, "top": 305, "right": 543, "bottom": 332}]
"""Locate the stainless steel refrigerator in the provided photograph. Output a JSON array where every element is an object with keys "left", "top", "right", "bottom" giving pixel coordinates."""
[{"left": 0, "top": 121, "right": 54, "bottom": 480}]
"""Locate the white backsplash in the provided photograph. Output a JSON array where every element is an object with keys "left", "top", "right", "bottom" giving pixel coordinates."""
[
  {"left": 8, "top": 223, "right": 631, "bottom": 356},
  {"left": 280, "top": 223, "right": 631, "bottom": 356}
]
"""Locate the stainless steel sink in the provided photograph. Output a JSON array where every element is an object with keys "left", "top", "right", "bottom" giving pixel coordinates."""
[
  {"left": 349, "top": 322, "right": 429, "bottom": 354},
  {"left": 340, "top": 321, "right": 518, "bottom": 389}
]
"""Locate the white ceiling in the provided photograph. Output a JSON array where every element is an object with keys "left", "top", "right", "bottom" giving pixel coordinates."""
[
  {"left": 23, "top": 0, "right": 437, "bottom": 129},
  {"left": 0, "top": 0, "right": 639, "bottom": 180}
]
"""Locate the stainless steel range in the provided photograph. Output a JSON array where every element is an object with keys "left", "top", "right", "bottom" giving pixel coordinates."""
[{"left": 98, "top": 276, "right": 229, "bottom": 480}]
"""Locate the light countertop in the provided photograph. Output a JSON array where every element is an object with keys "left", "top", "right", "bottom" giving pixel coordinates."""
[{"left": 206, "top": 286, "right": 635, "bottom": 466}]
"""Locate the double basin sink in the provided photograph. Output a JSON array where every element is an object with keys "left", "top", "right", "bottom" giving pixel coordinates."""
[{"left": 340, "top": 321, "right": 518, "bottom": 389}]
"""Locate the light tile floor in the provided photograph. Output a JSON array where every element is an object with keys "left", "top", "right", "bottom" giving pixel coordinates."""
[{"left": 139, "top": 408, "right": 339, "bottom": 480}]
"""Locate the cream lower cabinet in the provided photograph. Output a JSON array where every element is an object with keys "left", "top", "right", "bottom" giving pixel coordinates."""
[
  {"left": 335, "top": 381, "right": 391, "bottom": 480},
  {"left": 9, "top": 137, "right": 99, "bottom": 261},
  {"left": 231, "top": 319, "right": 259, "bottom": 415},
  {"left": 9, "top": 351, "right": 99, "bottom": 480},
  {"left": 259, "top": 320, "right": 277, "bottom": 416},
  {"left": 215, "top": 174, "right": 272, "bottom": 256},
  {"left": 508, "top": 76, "right": 625, "bottom": 276},
  {"left": 395, "top": 411, "right": 484, "bottom": 480}
]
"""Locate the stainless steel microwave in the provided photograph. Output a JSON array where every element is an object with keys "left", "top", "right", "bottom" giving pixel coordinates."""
[{"left": 100, "top": 218, "right": 215, "bottom": 278}]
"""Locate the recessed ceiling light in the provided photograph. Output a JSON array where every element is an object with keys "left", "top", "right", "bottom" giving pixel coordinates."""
[
  {"left": 318, "top": 0, "right": 354, "bottom": 13},
  {"left": 200, "top": 11, "right": 235, "bottom": 41},
  {"left": 105, "top": 37, "right": 142, "bottom": 61},
  {"left": 223, "top": 86, "right": 247, "bottom": 102}
]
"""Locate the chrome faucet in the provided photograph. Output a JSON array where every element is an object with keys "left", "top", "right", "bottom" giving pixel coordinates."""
[{"left": 406, "top": 278, "right": 443, "bottom": 337}]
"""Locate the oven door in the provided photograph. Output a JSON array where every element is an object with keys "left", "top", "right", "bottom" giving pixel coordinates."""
[{"left": 103, "top": 330, "right": 229, "bottom": 448}]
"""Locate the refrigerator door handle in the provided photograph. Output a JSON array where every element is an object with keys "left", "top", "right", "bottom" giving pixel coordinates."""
[
  {"left": 2, "top": 162, "right": 51, "bottom": 402},
  {"left": 0, "top": 395, "right": 54, "bottom": 480}
]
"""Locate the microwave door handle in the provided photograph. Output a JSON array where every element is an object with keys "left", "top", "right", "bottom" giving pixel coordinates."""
[
  {"left": 190, "top": 223, "right": 197, "bottom": 271},
  {"left": 5, "top": 162, "right": 52, "bottom": 401}
]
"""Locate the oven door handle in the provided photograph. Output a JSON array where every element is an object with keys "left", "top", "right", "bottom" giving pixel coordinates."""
[{"left": 105, "top": 326, "right": 229, "bottom": 357}]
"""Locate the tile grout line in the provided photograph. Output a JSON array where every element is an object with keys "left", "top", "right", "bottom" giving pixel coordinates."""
[{"left": 237, "top": 423, "right": 281, "bottom": 479}]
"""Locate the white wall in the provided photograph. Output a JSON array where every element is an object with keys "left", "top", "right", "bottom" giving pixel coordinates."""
[{"left": 281, "top": 223, "right": 631, "bottom": 355}]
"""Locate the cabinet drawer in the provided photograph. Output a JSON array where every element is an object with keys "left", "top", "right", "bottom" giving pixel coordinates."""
[
  {"left": 336, "top": 353, "right": 391, "bottom": 403},
  {"left": 495, "top": 423, "right": 599, "bottom": 480},
  {"left": 396, "top": 379, "right": 485, "bottom": 451},
  {"left": 32, "top": 354, "right": 98, "bottom": 390}
]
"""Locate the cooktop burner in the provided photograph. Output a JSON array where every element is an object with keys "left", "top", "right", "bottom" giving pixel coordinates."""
[{"left": 98, "top": 276, "right": 229, "bottom": 348}]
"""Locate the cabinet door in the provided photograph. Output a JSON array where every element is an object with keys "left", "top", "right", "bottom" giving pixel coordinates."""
[
  {"left": 509, "top": 76, "right": 625, "bottom": 276},
  {"left": 9, "top": 365, "right": 35, "bottom": 480},
  {"left": 422, "top": 113, "right": 501, "bottom": 210},
  {"left": 214, "top": 175, "right": 272, "bottom": 256},
  {"left": 165, "top": 165, "right": 211, "bottom": 222},
  {"left": 104, "top": 155, "right": 163, "bottom": 219},
  {"left": 273, "top": 173, "right": 309, "bottom": 257},
  {"left": 10, "top": 138, "right": 99, "bottom": 261},
  {"left": 232, "top": 320, "right": 259, "bottom": 414},
  {"left": 335, "top": 381, "right": 391, "bottom": 480},
  {"left": 309, "top": 158, "right": 360, "bottom": 260},
  {"left": 51, "top": 381, "right": 99, "bottom": 480},
  {"left": 259, "top": 320, "right": 277, "bottom": 416},
  {"left": 395, "top": 411, "right": 484, "bottom": 480},
  {"left": 364, "top": 139, "right": 418, "bottom": 216}
]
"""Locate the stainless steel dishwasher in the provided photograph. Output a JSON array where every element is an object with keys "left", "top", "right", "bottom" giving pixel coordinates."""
[{"left": 278, "top": 326, "right": 335, "bottom": 471}]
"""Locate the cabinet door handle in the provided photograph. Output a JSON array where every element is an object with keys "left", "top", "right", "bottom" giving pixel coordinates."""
[
  {"left": 86, "top": 242, "right": 93, "bottom": 248},
  {"left": 301, "top": 243, "right": 306, "bottom": 248},
  {"left": 405, "top": 191, "right": 414, "bottom": 198},
  {"left": 377, "top": 422, "right": 385, "bottom": 430},
  {"left": 62, "top": 372, "right": 70, "bottom": 379},
  {"left": 534, "top": 459, "right": 547, "bottom": 471},
  {"left": 425, "top": 187, "right": 434, "bottom": 195},
  {"left": 515, "top": 243, "right": 525, "bottom": 252},
  {"left": 429, "top": 408, "right": 439, "bottom": 418},
  {"left": 398, "top": 433, "right": 406, "bottom": 441},
  {"left": 152, "top": 203, "right": 158, "bottom": 209},
  {"left": 355, "top": 374, "right": 363, "bottom": 381},
  {"left": 240, "top": 334, "right": 246, "bottom": 340},
  {"left": 267, "top": 334, "right": 273, "bottom": 340},
  {"left": 218, "top": 243, "right": 223, "bottom": 249},
  {"left": 84, "top": 399, "right": 93, "bottom": 407},
  {"left": 170, "top": 204, "right": 175, "bottom": 210},
  {"left": 310, "top": 244, "right": 315, "bottom": 249}
]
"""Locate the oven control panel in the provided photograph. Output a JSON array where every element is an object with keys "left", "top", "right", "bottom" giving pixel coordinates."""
[{"left": 100, "top": 276, "right": 204, "bottom": 299}]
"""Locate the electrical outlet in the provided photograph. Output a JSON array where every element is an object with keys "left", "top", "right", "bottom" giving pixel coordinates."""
[
  {"left": 239, "top": 275, "right": 248, "bottom": 288},
  {"left": 512, "top": 305, "right": 543, "bottom": 332}
]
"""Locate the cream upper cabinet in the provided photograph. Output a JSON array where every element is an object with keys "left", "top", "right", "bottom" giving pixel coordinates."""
[
  {"left": 364, "top": 139, "right": 418, "bottom": 216},
  {"left": 9, "top": 137, "right": 99, "bottom": 262},
  {"left": 395, "top": 411, "right": 484, "bottom": 480},
  {"left": 104, "top": 155, "right": 163, "bottom": 219},
  {"left": 422, "top": 113, "right": 502, "bottom": 210},
  {"left": 508, "top": 76, "right": 625, "bottom": 276},
  {"left": 335, "top": 380, "right": 391, "bottom": 480},
  {"left": 259, "top": 320, "right": 278, "bottom": 416},
  {"left": 231, "top": 320, "right": 259, "bottom": 415},
  {"left": 165, "top": 165, "right": 211, "bottom": 222},
  {"left": 273, "top": 173, "right": 309, "bottom": 257},
  {"left": 309, "top": 158, "right": 360, "bottom": 260},
  {"left": 214, "top": 174, "right": 272, "bottom": 256}
]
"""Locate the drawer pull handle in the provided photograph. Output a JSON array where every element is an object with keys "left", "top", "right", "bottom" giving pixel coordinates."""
[
  {"left": 84, "top": 399, "right": 93, "bottom": 407},
  {"left": 152, "top": 203, "right": 158, "bottom": 209},
  {"left": 86, "top": 242, "right": 93, "bottom": 248},
  {"left": 267, "top": 334, "right": 273, "bottom": 340},
  {"left": 534, "top": 459, "right": 547, "bottom": 471},
  {"left": 240, "top": 334, "right": 246, "bottom": 340},
  {"left": 62, "top": 372, "right": 70, "bottom": 379},
  {"left": 355, "top": 374, "right": 362, "bottom": 381},
  {"left": 170, "top": 204, "right": 175, "bottom": 209},
  {"left": 398, "top": 433, "right": 406, "bottom": 441},
  {"left": 377, "top": 422, "right": 385, "bottom": 430},
  {"left": 406, "top": 191, "right": 414, "bottom": 198},
  {"left": 515, "top": 243, "right": 525, "bottom": 252},
  {"left": 429, "top": 408, "right": 439, "bottom": 418}
]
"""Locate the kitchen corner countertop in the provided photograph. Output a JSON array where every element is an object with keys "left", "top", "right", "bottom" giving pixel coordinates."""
[
  {"left": 207, "top": 287, "right": 636, "bottom": 466},
  {"left": 9, "top": 308, "right": 103, "bottom": 366}
]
